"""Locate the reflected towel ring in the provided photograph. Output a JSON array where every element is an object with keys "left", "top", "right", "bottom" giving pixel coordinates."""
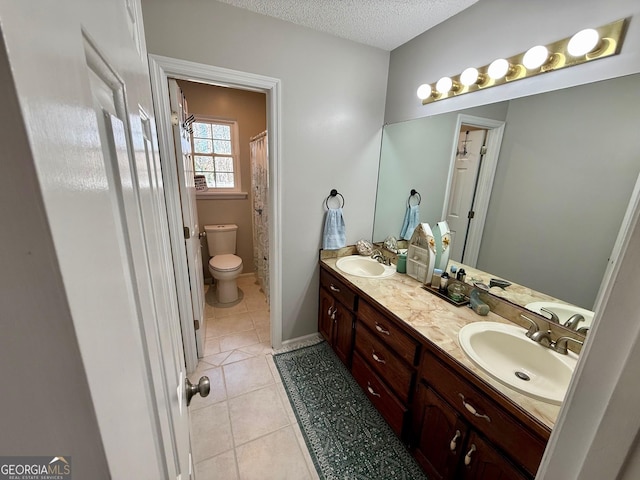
[
  {"left": 325, "top": 189, "right": 345, "bottom": 209},
  {"left": 408, "top": 189, "right": 421, "bottom": 207}
]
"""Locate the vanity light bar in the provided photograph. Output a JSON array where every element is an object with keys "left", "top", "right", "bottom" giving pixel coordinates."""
[{"left": 417, "top": 18, "right": 628, "bottom": 105}]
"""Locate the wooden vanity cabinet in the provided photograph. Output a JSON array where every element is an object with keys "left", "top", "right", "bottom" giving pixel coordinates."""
[
  {"left": 317, "top": 262, "right": 550, "bottom": 479},
  {"left": 412, "top": 383, "right": 528, "bottom": 480},
  {"left": 319, "top": 268, "right": 357, "bottom": 367},
  {"left": 413, "top": 348, "right": 547, "bottom": 480},
  {"left": 351, "top": 298, "right": 420, "bottom": 438}
]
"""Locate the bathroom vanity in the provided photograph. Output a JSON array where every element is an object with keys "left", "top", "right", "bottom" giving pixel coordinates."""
[{"left": 318, "top": 253, "right": 564, "bottom": 480}]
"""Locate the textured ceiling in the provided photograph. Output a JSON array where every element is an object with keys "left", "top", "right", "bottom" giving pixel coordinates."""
[{"left": 216, "top": 0, "right": 479, "bottom": 51}]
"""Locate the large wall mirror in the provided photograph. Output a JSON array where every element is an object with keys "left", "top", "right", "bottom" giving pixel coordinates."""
[{"left": 373, "top": 73, "right": 640, "bottom": 323}]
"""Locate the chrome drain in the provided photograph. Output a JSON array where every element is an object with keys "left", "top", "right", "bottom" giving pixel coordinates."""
[{"left": 515, "top": 371, "right": 531, "bottom": 381}]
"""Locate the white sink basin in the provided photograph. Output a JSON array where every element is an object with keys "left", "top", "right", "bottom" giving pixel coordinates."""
[
  {"left": 458, "top": 322, "right": 578, "bottom": 405},
  {"left": 335, "top": 256, "right": 396, "bottom": 279},
  {"left": 525, "top": 301, "right": 594, "bottom": 329}
]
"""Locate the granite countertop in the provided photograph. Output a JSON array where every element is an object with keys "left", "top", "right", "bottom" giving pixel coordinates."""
[{"left": 321, "top": 256, "right": 561, "bottom": 431}]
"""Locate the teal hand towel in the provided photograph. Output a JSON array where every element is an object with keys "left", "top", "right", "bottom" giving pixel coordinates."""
[
  {"left": 400, "top": 204, "right": 420, "bottom": 240},
  {"left": 323, "top": 208, "right": 346, "bottom": 250}
]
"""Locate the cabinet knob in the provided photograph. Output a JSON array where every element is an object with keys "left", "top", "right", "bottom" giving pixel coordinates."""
[
  {"left": 464, "top": 444, "right": 477, "bottom": 466},
  {"left": 329, "top": 284, "right": 341, "bottom": 293},
  {"left": 449, "top": 430, "right": 461, "bottom": 452}
]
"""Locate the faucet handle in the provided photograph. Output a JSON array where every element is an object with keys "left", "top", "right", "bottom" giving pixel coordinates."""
[
  {"left": 520, "top": 314, "right": 540, "bottom": 338},
  {"left": 552, "top": 336, "right": 584, "bottom": 355},
  {"left": 540, "top": 307, "right": 560, "bottom": 323}
]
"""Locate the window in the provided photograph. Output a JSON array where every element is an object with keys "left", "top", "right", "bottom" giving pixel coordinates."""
[{"left": 191, "top": 118, "right": 241, "bottom": 192}]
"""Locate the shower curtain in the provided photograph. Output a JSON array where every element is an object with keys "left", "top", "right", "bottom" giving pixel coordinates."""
[{"left": 250, "top": 131, "right": 269, "bottom": 304}]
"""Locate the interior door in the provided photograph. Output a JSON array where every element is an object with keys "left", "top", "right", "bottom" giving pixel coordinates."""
[
  {"left": 169, "top": 79, "right": 206, "bottom": 356},
  {"left": 85, "top": 43, "right": 193, "bottom": 478},
  {"left": 446, "top": 129, "right": 487, "bottom": 263}
]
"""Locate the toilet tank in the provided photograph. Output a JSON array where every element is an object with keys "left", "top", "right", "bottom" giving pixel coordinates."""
[{"left": 204, "top": 224, "right": 238, "bottom": 257}]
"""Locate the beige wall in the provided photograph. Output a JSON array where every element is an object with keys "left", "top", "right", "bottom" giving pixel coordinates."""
[{"left": 177, "top": 80, "right": 266, "bottom": 277}]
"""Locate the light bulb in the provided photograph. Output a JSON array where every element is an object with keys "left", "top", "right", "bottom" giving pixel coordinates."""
[
  {"left": 460, "top": 67, "right": 479, "bottom": 86},
  {"left": 568, "top": 28, "right": 600, "bottom": 56},
  {"left": 488, "top": 58, "right": 510, "bottom": 79},
  {"left": 416, "top": 84, "right": 433, "bottom": 100},
  {"left": 523, "top": 45, "right": 549, "bottom": 69},
  {"left": 436, "top": 76, "right": 453, "bottom": 94}
]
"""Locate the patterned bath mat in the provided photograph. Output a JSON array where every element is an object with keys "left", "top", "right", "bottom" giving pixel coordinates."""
[{"left": 274, "top": 341, "right": 427, "bottom": 479}]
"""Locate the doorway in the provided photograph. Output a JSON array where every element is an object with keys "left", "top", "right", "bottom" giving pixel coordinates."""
[
  {"left": 148, "top": 55, "right": 283, "bottom": 372},
  {"left": 442, "top": 114, "right": 505, "bottom": 268}
]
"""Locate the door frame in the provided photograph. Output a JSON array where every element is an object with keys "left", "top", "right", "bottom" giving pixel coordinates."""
[
  {"left": 441, "top": 114, "right": 505, "bottom": 267},
  {"left": 148, "top": 55, "right": 283, "bottom": 369}
]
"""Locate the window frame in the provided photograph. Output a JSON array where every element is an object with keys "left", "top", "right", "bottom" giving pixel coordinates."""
[{"left": 191, "top": 115, "right": 245, "bottom": 198}]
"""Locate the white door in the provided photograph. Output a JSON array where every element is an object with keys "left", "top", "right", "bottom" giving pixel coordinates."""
[
  {"left": 446, "top": 129, "right": 487, "bottom": 263},
  {"left": 169, "top": 79, "right": 206, "bottom": 357},
  {"left": 0, "top": 1, "right": 196, "bottom": 477}
]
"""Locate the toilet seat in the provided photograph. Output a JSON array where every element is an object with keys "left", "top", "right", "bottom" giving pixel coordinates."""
[{"left": 209, "top": 254, "right": 242, "bottom": 271}]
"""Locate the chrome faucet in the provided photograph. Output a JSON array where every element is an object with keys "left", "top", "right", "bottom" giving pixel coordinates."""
[
  {"left": 530, "top": 329, "right": 552, "bottom": 347},
  {"left": 552, "top": 336, "right": 584, "bottom": 355},
  {"left": 371, "top": 250, "right": 390, "bottom": 266}
]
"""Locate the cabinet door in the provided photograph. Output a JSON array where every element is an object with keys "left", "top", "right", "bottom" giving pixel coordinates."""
[
  {"left": 318, "top": 287, "right": 335, "bottom": 343},
  {"left": 333, "top": 301, "right": 354, "bottom": 367},
  {"left": 412, "top": 383, "right": 468, "bottom": 480},
  {"left": 459, "top": 431, "right": 529, "bottom": 480}
]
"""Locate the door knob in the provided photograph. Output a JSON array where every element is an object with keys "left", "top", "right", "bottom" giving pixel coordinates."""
[{"left": 186, "top": 376, "right": 210, "bottom": 406}]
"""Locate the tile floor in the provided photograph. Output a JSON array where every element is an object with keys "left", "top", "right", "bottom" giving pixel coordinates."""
[{"left": 189, "top": 274, "right": 319, "bottom": 480}]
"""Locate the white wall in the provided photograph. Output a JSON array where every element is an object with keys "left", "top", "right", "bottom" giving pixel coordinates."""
[
  {"left": 141, "top": 0, "right": 390, "bottom": 340},
  {"left": 385, "top": 0, "right": 640, "bottom": 124}
]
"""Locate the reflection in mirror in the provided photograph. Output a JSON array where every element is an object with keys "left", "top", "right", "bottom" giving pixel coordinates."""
[{"left": 373, "top": 74, "right": 640, "bottom": 321}]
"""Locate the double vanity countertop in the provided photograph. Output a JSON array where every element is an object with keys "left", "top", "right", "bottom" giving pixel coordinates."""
[{"left": 320, "top": 255, "right": 562, "bottom": 431}]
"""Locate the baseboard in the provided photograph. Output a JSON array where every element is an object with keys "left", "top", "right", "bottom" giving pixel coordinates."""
[{"left": 274, "top": 333, "right": 323, "bottom": 354}]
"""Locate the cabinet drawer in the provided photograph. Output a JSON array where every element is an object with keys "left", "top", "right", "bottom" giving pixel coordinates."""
[
  {"left": 320, "top": 268, "right": 356, "bottom": 311},
  {"left": 421, "top": 350, "right": 546, "bottom": 477},
  {"left": 352, "top": 352, "right": 407, "bottom": 437},
  {"left": 358, "top": 299, "right": 419, "bottom": 365},
  {"left": 355, "top": 322, "right": 414, "bottom": 403}
]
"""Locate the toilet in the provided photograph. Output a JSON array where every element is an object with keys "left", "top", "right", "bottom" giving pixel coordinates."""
[{"left": 204, "top": 224, "right": 243, "bottom": 304}]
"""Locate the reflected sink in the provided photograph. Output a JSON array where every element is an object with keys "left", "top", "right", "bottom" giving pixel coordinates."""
[
  {"left": 525, "top": 301, "right": 594, "bottom": 329},
  {"left": 458, "top": 322, "right": 578, "bottom": 405},
  {"left": 335, "top": 256, "right": 396, "bottom": 279}
]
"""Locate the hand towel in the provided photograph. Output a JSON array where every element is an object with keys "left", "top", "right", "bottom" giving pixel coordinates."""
[
  {"left": 400, "top": 204, "right": 420, "bottom": 240},
  {"left": 323, "top": 207, "right": 346, "bottom": 250}
]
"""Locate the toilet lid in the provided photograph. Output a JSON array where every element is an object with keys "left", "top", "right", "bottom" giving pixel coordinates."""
[{"left": 210, "top": 254, "right": 242, "bottom": 271}]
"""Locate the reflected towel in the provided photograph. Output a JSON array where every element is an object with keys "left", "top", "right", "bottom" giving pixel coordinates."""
[
  {"left": 323, "top": 208, "right": 346, "bottom": 250},
  {"left": 400, "top": 205, "right": 420, "bottom": 240}
]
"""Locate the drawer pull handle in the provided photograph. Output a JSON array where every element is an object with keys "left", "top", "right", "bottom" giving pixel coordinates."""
[
  {"left": 375, "top": 323, "right": 390, "bottom": 335},
  {"left": 449, "top": 430, "right": 461, "bottom": 452},
  {"left": 459, "top": 393, "right": 491, "bottom": 423},
  {"left": 367, "top": 382, "right": 381, "bottom": 398},
  {"left": 329, "top": 284, "right": 341, "bottom": 293},
  {"left": 464, "top": 444, "right": 477, "bottom": 466},
  {"left": 371, "top": 351, "right": 386, "bottom": 364}
]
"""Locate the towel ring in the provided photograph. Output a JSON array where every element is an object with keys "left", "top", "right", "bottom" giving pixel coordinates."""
[
  {"left": 407, "top": 189, "right": 421, "bottom": 207},
  {"left": 325, "top": 189, "right": 345, "bottom": 209}
]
